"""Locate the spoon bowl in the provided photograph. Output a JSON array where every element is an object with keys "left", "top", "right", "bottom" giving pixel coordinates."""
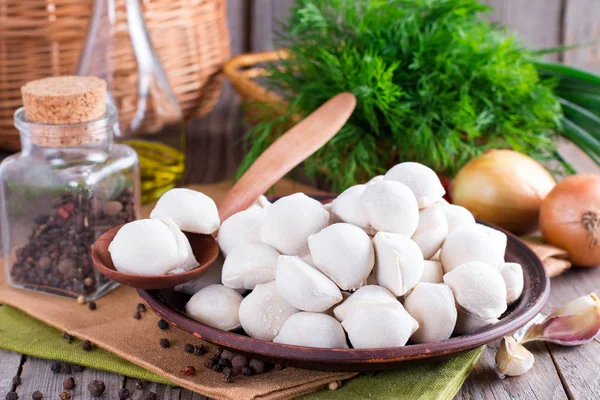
[{"left": 92, "top": 224, "right": 219, "bottom": 289}]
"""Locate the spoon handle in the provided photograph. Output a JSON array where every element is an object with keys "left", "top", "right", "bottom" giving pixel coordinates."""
[{"left": 218, "top": 92, "right": 357, "bottom": 221}]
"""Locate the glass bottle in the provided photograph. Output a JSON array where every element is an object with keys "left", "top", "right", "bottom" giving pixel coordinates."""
[
  {"left": 1, "top": 96, "right": 140, "bottom": 300},
  {"left": 77, "top": 0, "right": 185, "bottom": 204}
]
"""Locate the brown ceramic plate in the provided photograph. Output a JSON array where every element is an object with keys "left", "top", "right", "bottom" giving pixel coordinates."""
[{"left": 138, "top": 195, "right": 550, "bottom": 371}]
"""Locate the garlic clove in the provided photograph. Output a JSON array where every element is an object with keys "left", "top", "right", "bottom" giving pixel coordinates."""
[
  {"left": 520, "top": 293, "right": 600, "bottom": 346},
  {"left": 261, "top": 193, "right": 329, "bottom": 256},
  {"left": 273, "top": 312, "right": 349, "bottom": 349},
  {"left": 384, "top": 162, "right": 445, "bottom": 208},
  {"left": 185, "top": 284, "right": 243, "bottom": 331},
  {"left": 500, "top": 262, "right": 524, "bottom": 304},
  {"left": 342, "top": 302, "right": 419, "bottom": 348},
  {"left": 308, "top": 223, "right": 375, "bottom": 291},
  {"left": 330, "top": 185, "right": 374, "bottom": 234},
  {"left": 495, "top": 336, "right": 535, "bottom": 378},
  {"left": 359, "top": 180, "right": 420, "bottom": 236},
  {"left": 420, "top": 260, "right": 444, "bottom": 284},
  {"left": 275, "top": 255, "right": 343, "bottom": 312},
  {"left": 454, "top": 307, "right": 499, "bottom": 335},
  {"left": 440, "top": 224, "right": 505, "bottom": 273},
  {"left": 439, "top": 201, "right": 476, "bottom": 233},
  {"left": 366, "top": 175, "right": 384, "bottom": 185},
  {"left": 238, "top": 281, "right": 299, "bottom": 341},
  {"left": 217, "top": 206, "right": 266, "bottom": 256},
  {"left": 443, "top": 261, "right": 507, "bottom": 319},
  {"left": 150, "top": 188, "right": 220, "bottom": 234},
  {"left": 411, "top": 203, "right": 448, "bottom": 259},
  {"left": 404, "top": 283, "right": 457, "bottom": 343},
  {"left": 373, "top": 232, "right": 424, "bottom": 296},
  {"left": 221, "top": 243, "right": 280, "bottom": 290},
  {"left": 333, "top": 285, "right": 398, "bottom": 322}
]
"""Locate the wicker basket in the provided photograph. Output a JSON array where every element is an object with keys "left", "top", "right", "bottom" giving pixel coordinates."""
[{"left": 0, "top": 0, "right": 229, "bottom": 150}]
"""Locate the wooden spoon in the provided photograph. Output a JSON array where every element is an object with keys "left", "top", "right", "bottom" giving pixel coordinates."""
[{"left": 92, "top": 93, "right": 357, "bottom": 289}]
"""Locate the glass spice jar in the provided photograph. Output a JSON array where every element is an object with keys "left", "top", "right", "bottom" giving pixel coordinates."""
[{"left": 0, "top": 76, "right": 140, "bottom": 300}]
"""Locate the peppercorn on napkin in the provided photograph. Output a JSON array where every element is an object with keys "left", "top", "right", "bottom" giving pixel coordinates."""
[{"left": 0, "top": 180, "right": 483, "bottom": 400}]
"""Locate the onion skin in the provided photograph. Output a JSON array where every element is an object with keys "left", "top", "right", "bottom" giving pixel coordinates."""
[
  {"left": 451, "top": 150, "right": 555, "bottom": 235},
  {"left": 540, "top": 174, "right": 600, "bottom": 267}
]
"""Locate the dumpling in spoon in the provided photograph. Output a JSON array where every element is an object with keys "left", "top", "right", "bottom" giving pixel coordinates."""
[
  {"left": 150, "top": 188, "right": 220, "bottom": 234},
  {"left": 185, "top": 284, "right": 243, "bottom": 331},
  {"left": 273, "top": 312, "right": 348, "bottom": 349}
]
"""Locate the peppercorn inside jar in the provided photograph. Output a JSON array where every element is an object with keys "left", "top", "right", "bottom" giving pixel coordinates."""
[{"left": 0, "top": 76, "right": 140, "bottom": 300}]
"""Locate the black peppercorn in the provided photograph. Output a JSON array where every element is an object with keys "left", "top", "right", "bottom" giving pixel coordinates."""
[
  {"left": 194, "top": 345, "right": 205, "bottom": 356},
  {"left": 133, "top": 311, "right": 141, "bottom": 320},
  {"left": 32, "top": 390, "right": 43, "bottom": 400},
  {"left": 159, "top": 338, "right": 170, "bottom": 348},
  {"left": 5, "top": 392, "right": 18, "bottom": 400},
  {"left": 220, "top": 349, "right": 234, "bottom": 361},
  {"left": 157, "top": 319, "right": 169, "bottom": 330},
  {"left": 214, "top": 347, "right": 223, "bottom": 357},
  {"left": 61, "top": 332, "right": 73, "bottom": 344},
  {"left": 58, "top": 390, "right": 71, "bottom": 400},
  {"left": 60, "top": 363, "right": 71, "bottom": 374},
  {"left": 274, "top": 363, "right": 284, "bottom": 371},
  {"left": 184, "top": 344, "right": 194, "bottom": 353},
  {"left": 118, "top": 388, "right": 130, "bottom": 400},
  {"left": 241, "top": 366, "right": 252, "bottom": 376},
  {"left": 51, "top": 362, "right": 62, "bottom": 374},
  {"left": 87, "top": 380, "right": 105, "bottom": 397},
  {"left": 141, "top": 393, "right": 156, "bottom": 400},
  {"left": 137, "top": 303, "right": 146, "bottom": 313},
  {"left": 204, "top": 358, "right": 215, "bottom": 369},
  {"left": 72, "top": 365, "right": 86, "bottom": 373},
  {"left": 249, "top": 359, "right": 265, "bottom": 374},
  {"left": 135, "top": 380, "right": 147, "bottom": 390},
  {"left": 88, "top": 301, "right": 97, "bottom": 310},
  {"left": 63, "top": 377, "right": 75, "bottom": 390},
  {"left": 218, "top": 358, "right": 231, "bottom": 369},
  {"left": 180, "top": 366, "right": 196, "bottom": 376},
  {"left": 11, "top": 376, "right": 21, "bottom": 386},
  {"left": 212, "top": 363, "right": 223, "bottom": 373},
  {"left": 231, "top": 355, "right": 248, "bottom": 373},
  {"left": 222, "top": 367, "right": 233, "bottom": 383},
  {"left": 81, "top": 340, "right": 93, "bottom": 352}
]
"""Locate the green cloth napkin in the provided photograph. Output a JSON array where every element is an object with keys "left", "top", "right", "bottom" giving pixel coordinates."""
[{"left": 0, "top": 305, "right": 483, "bottom": 399}]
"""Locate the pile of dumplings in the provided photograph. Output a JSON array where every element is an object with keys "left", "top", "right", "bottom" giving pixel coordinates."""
[{"left": 111, "top": 162, "right": 525, "bottom": 349}]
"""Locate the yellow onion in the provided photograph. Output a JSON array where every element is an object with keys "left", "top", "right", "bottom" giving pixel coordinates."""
[
  {"left": 540, "top": 175, "right": 600, "bottom": 267},
  {"left": 451, "top": 150, "right": 555, "bottom": 234}
]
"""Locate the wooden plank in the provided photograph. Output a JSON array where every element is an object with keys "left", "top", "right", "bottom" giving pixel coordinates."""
[
  {"left": 0, "top": 350, "right": 22, "bottom": 397},
  {"left": 16, "top": 356, "right": 124, "bottom": 399},
  {"left": 562, "top": 0, "right": 600, "bottom": 73},
  {"left": 484, "top": 0, "right": 563, "bottom": 61},
  {"left": 456, "top": 342, "right": 567, "bottom": 400},
  {"left": 124, "top": 376, "right": 181, "bottom": 400},
  {"left": 180, "top": 388, "right": 210, "bottom": 400}
]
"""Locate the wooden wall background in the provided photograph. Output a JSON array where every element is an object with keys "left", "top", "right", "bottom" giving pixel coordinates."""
[{"left": 186, "top": 0, "right": 600, "bottom": 183}]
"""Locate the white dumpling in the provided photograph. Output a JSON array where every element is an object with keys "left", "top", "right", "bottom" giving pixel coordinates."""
[
  {"left": 217, "top": 207, "right": 265, "bottom": 256},
  {"left": 275, "top": 256, "right": 342, "bottom": 312},
  {"left": 373, "top": 232, "right": 424, "bottom": 296},
  {"left": 411, "top": 203, "right": 448, "bottom": 259},
  {"left": 478, "top": 224, "right": 507, "bottom": 261},
  {"left": 162, "top": 217, "right": 199, "bottom": 274},
  {"left": 273, "top": 312, "right": 348, "bottom": 349},
  {"left": 366, "top": 175, "right": 384, "bottom": 185},
  {"left": 439, "top": 200, "right": 476, "bottom": 233},
  {"left": 238, "top": 281, "right": 299, "bottom": 341},
  {"left": 500, "top": 262, "right": 524, "bottom": 304},
  {"left": 360, "top": 181, "right": 419, "bottom": 236},
  {"left": 150, "top": 188, "right": 220, "bottom": 234},
  {"left": 420, "top": 260, "right": 444, "bottom": 284},
  {"left": 175, "top": 254, "right": 224, "bottom": 295},
  {"left": 403, "top": 283, "right": 457, "bottom": 343},
  {"left": 342, "top": 303, "right": 419, "bottom": 348},
  {"left": 454, "top": 309, "right": 499, "bottom": 335},
  {"left": 333, "top": 285, "right": 397, "bottom": 322},
  {"left": 185, "top": 284, "right": 242, "bottom": 331},
  {"left": 222, "top": 243, "right": 279, "bottom": 290},
  {"left": 261, "top": 193, "right": 329, "bottom": 255},
  {"left": 109, "top": 218, "right": 187, "bottom": 275},
  {"left": 384, "top": 162, "right": 445, "bottom": 208},
  {"left": 308, "top": 223, "right": 375, "bottom": 291},
  {"left": 254, "top": 195, "right": 271, "bottom": 209},
  {"left": 330, "top": 185, "right": 373, "bottom": 233},
  {"left": 443, "top": 261, "right": 507, "bottom": 319},
  {"left": 440, "top": 225, "right": 504, "bottom": 273}
]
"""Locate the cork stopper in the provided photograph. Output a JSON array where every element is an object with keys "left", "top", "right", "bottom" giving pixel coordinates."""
[{"left": 20, "top": 76, "right": 108, "bottom": 147}]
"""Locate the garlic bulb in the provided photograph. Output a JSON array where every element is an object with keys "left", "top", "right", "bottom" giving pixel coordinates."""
[
  {"left": 500, "top": 262, "right": 524, "bottom": 304},
  {"left": 342, "top": 303, "right": 419, "bottom": 348},
  {"left": 238, "top": 281, "right": 299, "bottom": 341},
  {"left": 384, "top": 162, "right": 445, "bottom": 208},
  {"left": 185, "top": 284, "right": 243, "bottom": 331},
  {"left": 404, "top": 283, "right": 457, "bottom": 343},
  {"left": 440, "top": 225, "right": 504, "bottom": 272},
  {"left": 443, "top": 261, "right": 507, "bottom": 319},
  {"left": 175, "top": 255, "right": 224, "bottom": 295},
  {"left": 495, "top": 336, "right": 535, "bottom": 378},
  {"left": 333, "top": 285, "right": 398, "bottom": 322},
  {"left": 109, "top": 218, "right": 188, "bottom": 275},
  {"left": 308, "top": 223, "right": 375, "bottom": 291},
  {"left": 454, "top": 308, "right": 499, "bottom": 335},
  {"left": 150, "top": 188, "right": 220, "bottom": 234},
  {"left": 221, "top": 243, "right": 280, "bottom": 290},
  {"left": 439, "top": 200, "right": 475, "bottom": 233},
  {"left": 359, "top": 180, "right": 420, "bottom": 236},
  {"left": 261, "top": 193, "right": 329, "bottom": 255},
  {"left": 275, "top": 255, "right": 343, "bottom": 312},
  {"left": 373, "top": 232, "right": 424, "bottom": 296},
  {"left": 411, "top": 203, "right": 448, "bottom": 259},
  {"left": 217, "top": 207, "right": 265, "bottom": 256},
  {"left": 420, "top": 260, "right": 444, "bottom": 284},
  {"left": 273, "top": 312, "right": 348, "bottom": 349},
  {"left": 330, "top": 185, "right": 373, "bottom": 233}
]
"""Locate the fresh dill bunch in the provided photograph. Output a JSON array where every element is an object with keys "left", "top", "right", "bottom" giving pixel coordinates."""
[{"left": 236, "top": 0, "right": 564, "bottom": 192}]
